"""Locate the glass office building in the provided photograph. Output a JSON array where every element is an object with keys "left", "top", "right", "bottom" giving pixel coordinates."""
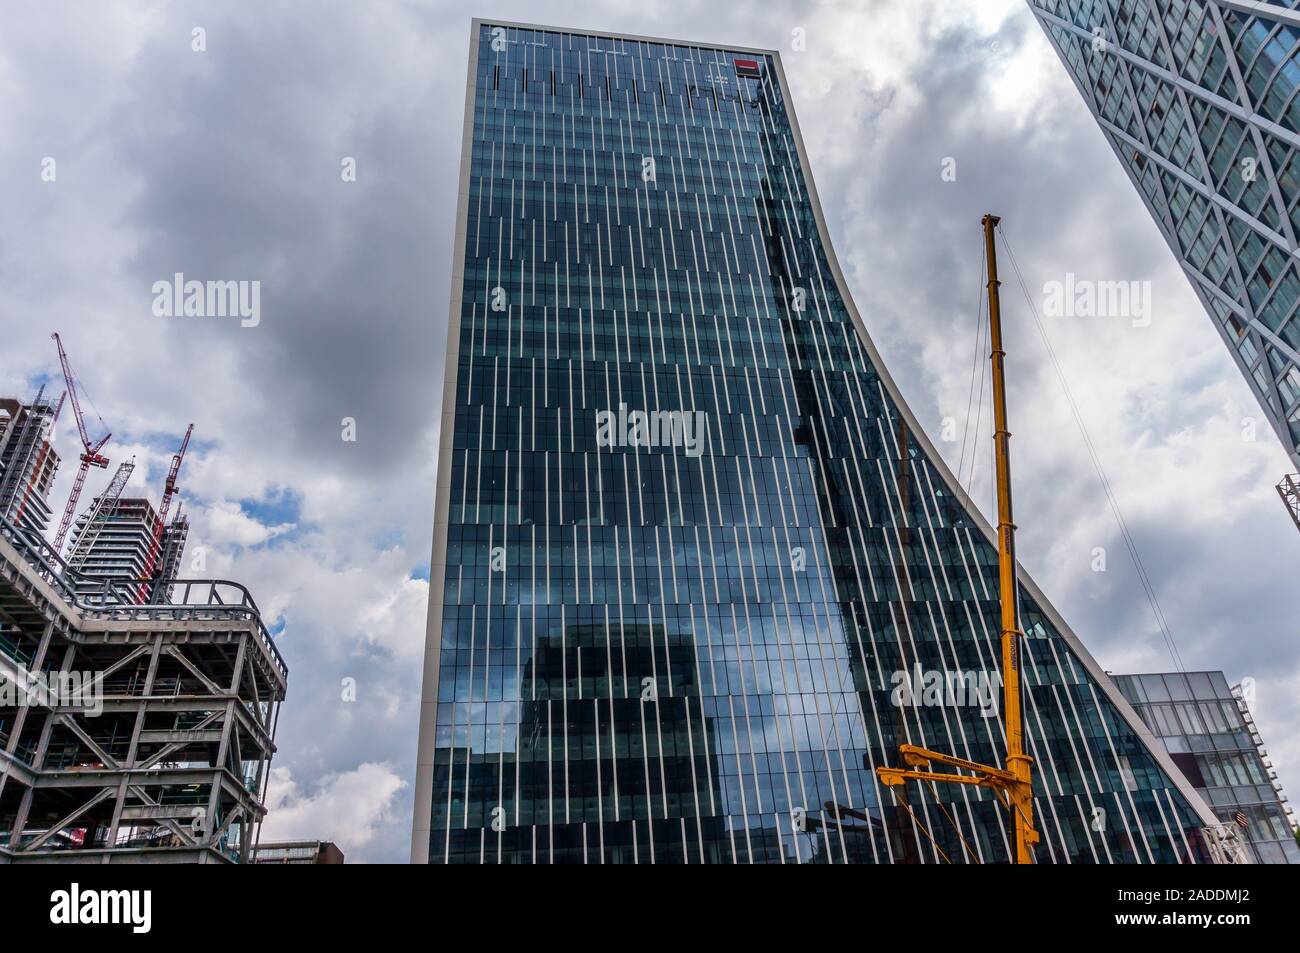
[
  {"left": 1031, "top": 0, "right": 1300, "bottom": 471},
  {"left": 412, "top": 20, "right": 1219, "bottom": 864},
  {"left": 1115, "top": 671, "right": 1298, "bottom": 863}
]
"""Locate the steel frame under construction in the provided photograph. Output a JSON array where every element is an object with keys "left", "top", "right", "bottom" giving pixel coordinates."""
[
  {"left": 1280, "top": 474, "right": 1300, "bottom": 534},
  {"left": 0, "top": 516, "right": 287, "bottom": 864},
  {"left": 0, "top": 390, "right": 62, "bottom": 537}
]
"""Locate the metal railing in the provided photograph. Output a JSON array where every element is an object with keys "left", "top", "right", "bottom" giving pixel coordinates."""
[
  {"left": 0, "top": 517, "right": 286, "bottom": 678},
  {"left": 0, "top": 728, "right": 38, "bottom": 766},
  {"left": 0, "top": 627, "right": 33, "bottom": 666},
  {"left": 0, "top": 517, "right": 83, "bottom": 605}
]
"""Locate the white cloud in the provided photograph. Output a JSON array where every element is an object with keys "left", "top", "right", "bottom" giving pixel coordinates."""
[
  {"left": 201, "top": 498, "right": 294, "bottom": 548},
  {"left": 237, "top": 539, "right": 430, "bottom": 664},
  {"left": 261, "top": 762, "right": 407, "bottom": 859}
]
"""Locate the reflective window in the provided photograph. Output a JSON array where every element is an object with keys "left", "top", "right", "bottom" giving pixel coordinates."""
[{"left": 423, "top": 20, "right": 1219, "bottom": 865}]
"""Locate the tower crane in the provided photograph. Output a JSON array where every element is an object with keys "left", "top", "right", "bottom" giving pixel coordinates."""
[
  {"left": 138, "top": 423, "right": 193, "bottom": 603},
  {"left": 50, "top": 332, "right": 111, "bottom": 553}
]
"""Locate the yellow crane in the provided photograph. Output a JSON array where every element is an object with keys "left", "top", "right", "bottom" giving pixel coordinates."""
[{"left": 875, "top": 214, "right": 1040, "bottom": 864}]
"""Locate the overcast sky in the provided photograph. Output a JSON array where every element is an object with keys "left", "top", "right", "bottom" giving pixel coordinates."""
[{"left": 2, "top": 0, "right": 1295, "bottom": 863}]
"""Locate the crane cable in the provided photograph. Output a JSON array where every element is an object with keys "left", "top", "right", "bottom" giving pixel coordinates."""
[
  {"left": 895, "top": 797, "right": 952, "bottom": 864},
  {"left": 889, "top": 782, "right": 985, "bottom": 865},
  {"left": 996, "top": 224, "right": 1187, "bottom": 674},
  {"left": 957, "top": 239, "right": 990, "bottom": 505},
  {"left": 72, "top": 368, "right": 110, "bottom": 440},
  {"left": 929, "top": 781, "right": 983, "bottom": 864},
  {"left": 891, "top": 243, "right": 993, "bottom": 866}
]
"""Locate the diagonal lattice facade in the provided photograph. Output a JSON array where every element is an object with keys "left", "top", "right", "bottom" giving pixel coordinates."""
[
  {"left": 411, "top": 19, "right": 1223, "bottom": 864},
  {"left": 1030, "top": 0, "right": 1300, "bottom": 472}
]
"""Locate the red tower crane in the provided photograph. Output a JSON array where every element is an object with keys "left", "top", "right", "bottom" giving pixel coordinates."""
[
  {"left": 50, "top": 332, "right": 111, "bottom": 553},
  {"left": 138, "top": 423, "right": 193, "bottom": 603}
]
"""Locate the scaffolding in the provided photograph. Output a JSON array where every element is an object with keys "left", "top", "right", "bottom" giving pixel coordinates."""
[
  {"left": 1232, "top": 682, "right": 1295, "bottom": 836},
  {"left": 1279, "top": 473, "right": 1300, "bottom": 533},
  {"left": 0, "top": 516, "right": 287, "bottom": 864},
  {"left": 154, "top": 509, "right": 189, "bottom": 604}
]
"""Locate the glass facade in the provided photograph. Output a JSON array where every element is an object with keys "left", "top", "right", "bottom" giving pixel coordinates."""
[
  {"left": 1031, "top": 0, "right": 1300, "bottom": 470},
  {"left": 1115, "top": 671, "right": 1299, "bottom": 863},
  {"left": 412, "top": 20, "right": 1216, "bottom": 864}
]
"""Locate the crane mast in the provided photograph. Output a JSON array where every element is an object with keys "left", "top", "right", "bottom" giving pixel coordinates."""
[
  {"left": 138, "top": 423, "right": 193, "bottom": 603},
  {"left": 50, "top": 332, "right": 111, "bottom": 553},
  {"left": 875, "top": 214, "right": 1039, "bottom": 864}
]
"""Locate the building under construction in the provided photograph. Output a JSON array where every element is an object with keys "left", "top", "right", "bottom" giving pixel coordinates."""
[
  {"left": 0, "top": 336, "right": 286, "bottom": 863},
  {"left": 67, "top": 495, "right": 189, "bottom": 606},
  {"left": 0, "top": 517, "right": 287, "bottom": 863},
  {"left": 0, "top": 390, "right": 61, "bottom": 538}
]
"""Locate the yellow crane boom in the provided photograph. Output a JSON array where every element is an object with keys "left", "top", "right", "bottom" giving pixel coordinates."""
[{"left": 876, "top": 213, "right": 1039, "bottom": 864}]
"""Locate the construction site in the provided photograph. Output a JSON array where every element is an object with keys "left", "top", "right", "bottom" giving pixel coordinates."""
[{"left": 0, "top": 333, "right": 287, "bottom": 863}]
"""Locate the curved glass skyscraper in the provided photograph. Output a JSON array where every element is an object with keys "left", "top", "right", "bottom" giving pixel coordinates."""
[{"left": 412, "top": 19, "right": 1220, "bottom": 864}]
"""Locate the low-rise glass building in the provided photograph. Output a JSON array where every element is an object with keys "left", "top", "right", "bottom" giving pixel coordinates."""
[{"left": 1115, "top": 670, "right": 1298, "bottom": 863}]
